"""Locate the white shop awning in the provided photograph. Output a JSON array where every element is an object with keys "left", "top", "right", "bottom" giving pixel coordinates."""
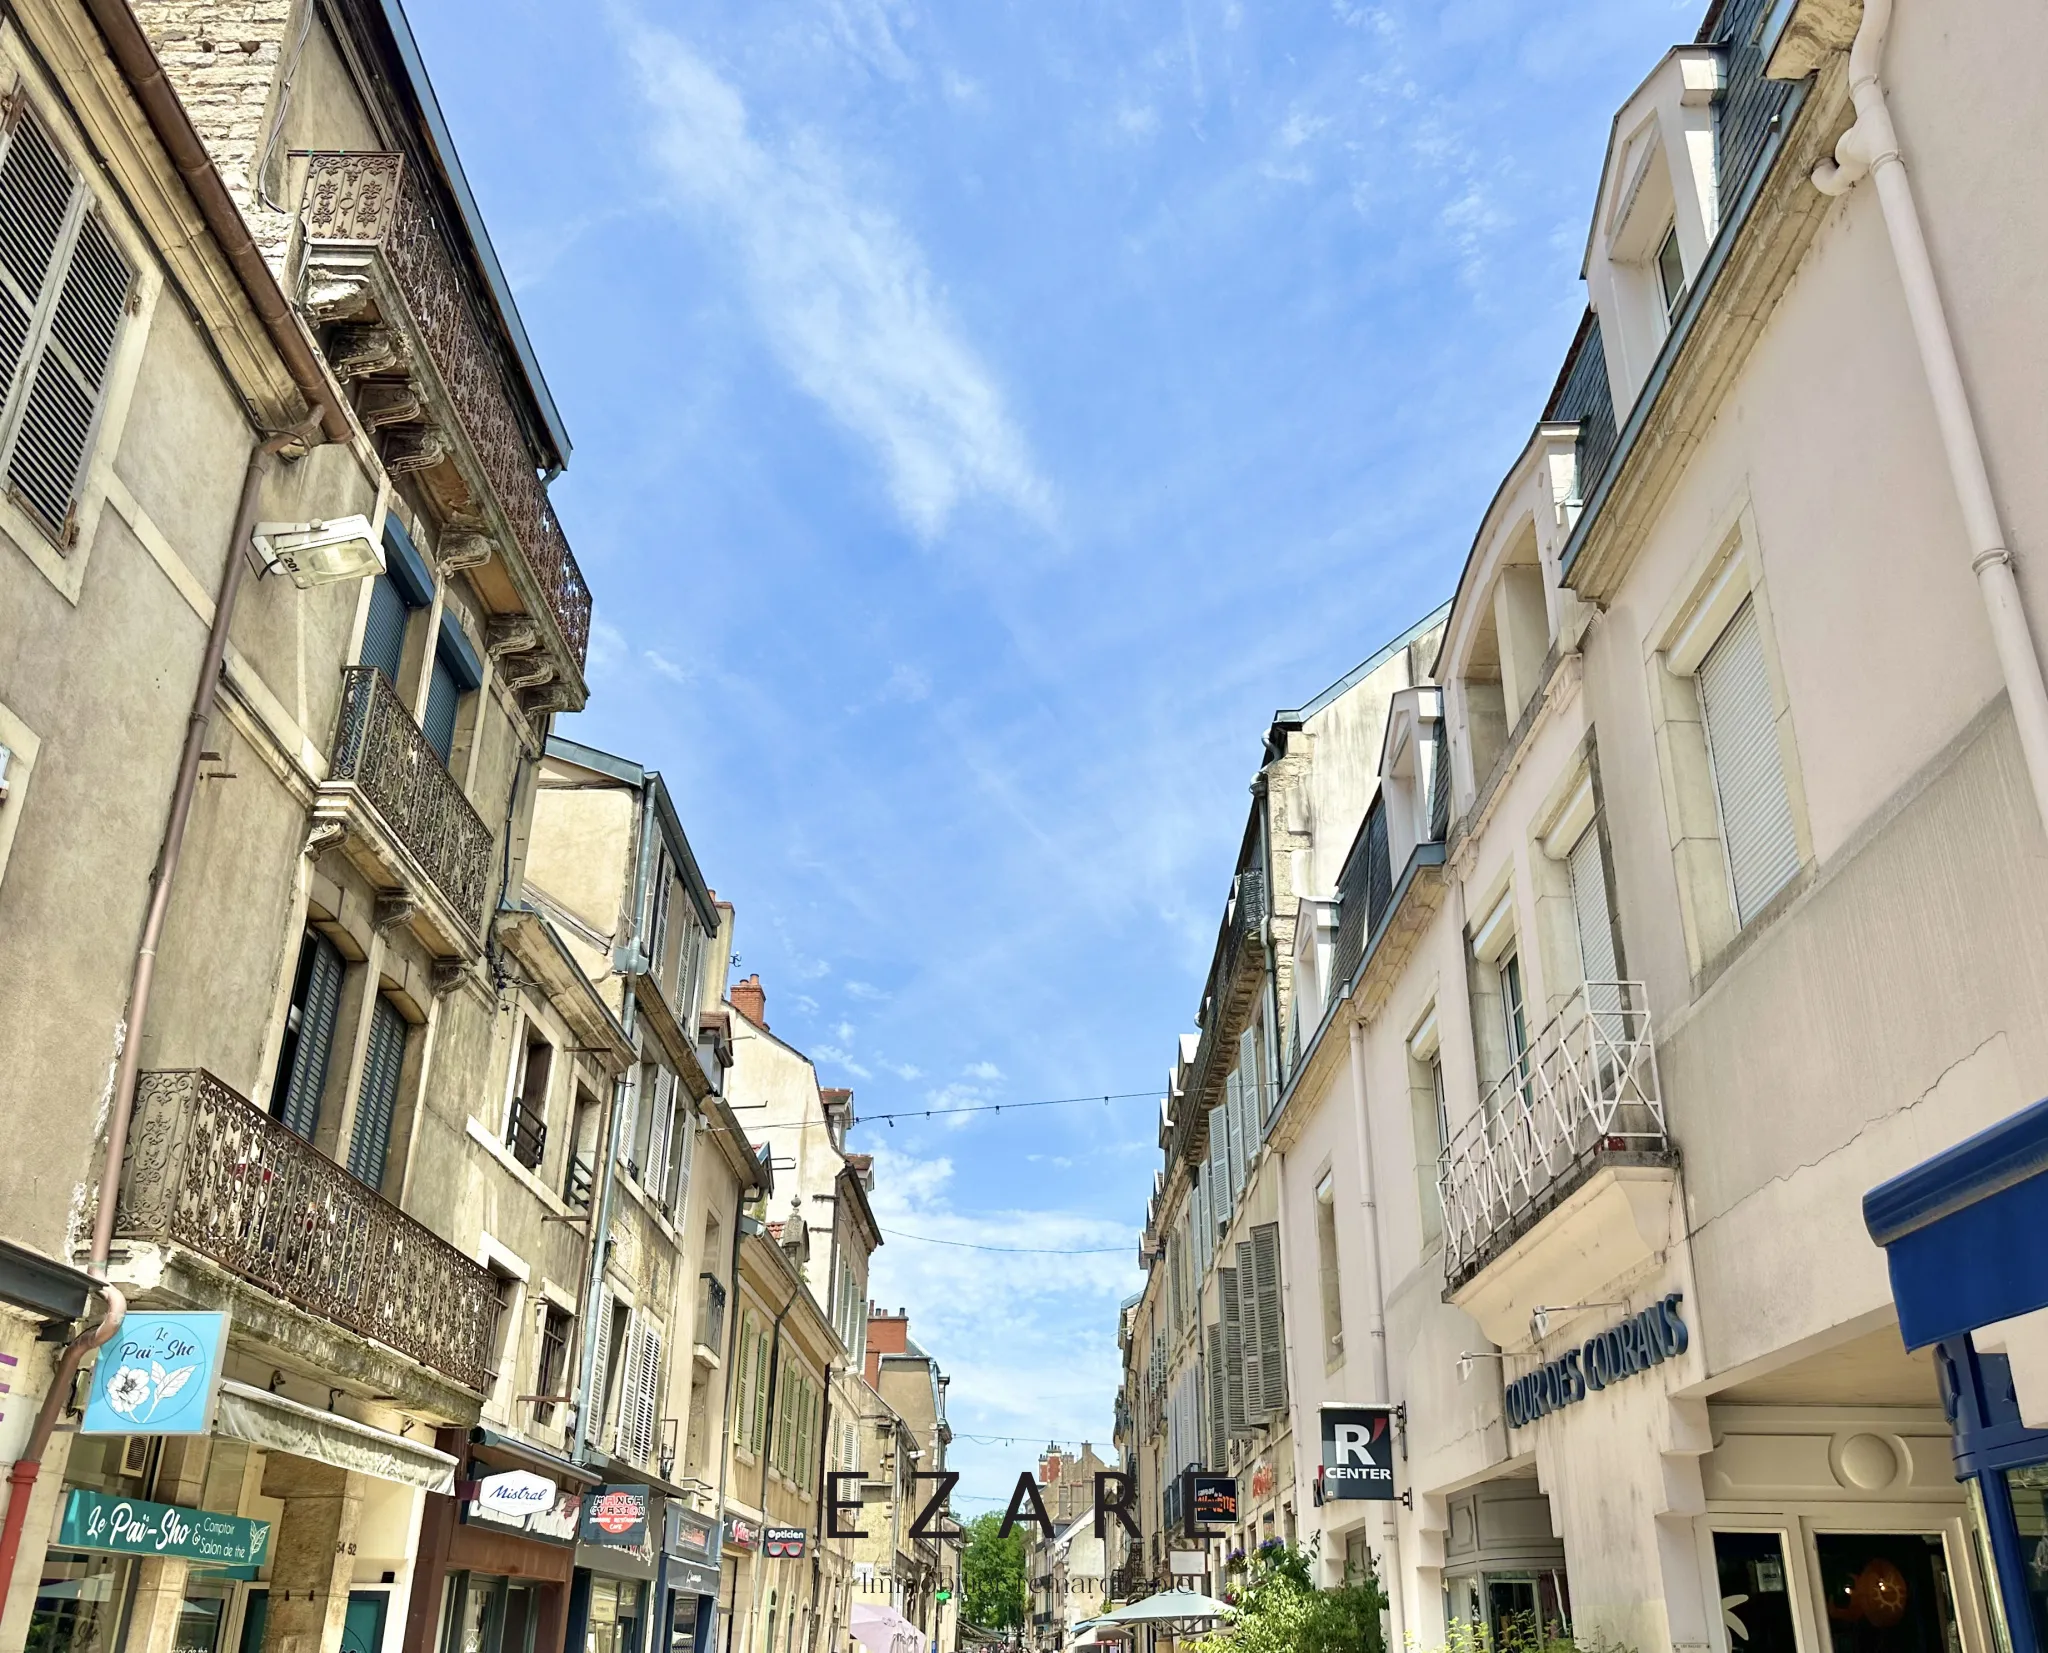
[{"left": 214, "top": 1381, "right": 457, "bottom": 1492}]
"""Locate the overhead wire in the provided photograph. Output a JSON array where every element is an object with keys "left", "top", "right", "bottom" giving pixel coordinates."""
[{"left": 880, "top": 1227, "right": 1132, "bottom": 1256}]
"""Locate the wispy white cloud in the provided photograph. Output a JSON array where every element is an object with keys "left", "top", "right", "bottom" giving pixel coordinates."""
[
  {"left": 813, "top": 1044, "right": 872, "bottom": 1079},
  {"left": 963, "top": 1060, "right": 1004, "bottom": 1082},
  {"left": 623, "top": 19, "right": 1053, "bottom": 540},
  {"left": 845, "top": 980, "right": 890, "bottom": 1002},
  {"left": 879, "top": 1059, "right": 923, "bottom": 1080},
  {"left": 643, "top": 648, "right": 691, "bottom": 683}
]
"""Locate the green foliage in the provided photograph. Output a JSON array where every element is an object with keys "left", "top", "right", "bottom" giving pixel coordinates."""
[
  {"left": 1203, "top": 1541, "right": 1389, "bottom": 1653},
  {"left": 1419, "top": 1615, "right": 1634, "bottom": 1653},
  {"left": 961, "top": 1511, "right": 1028, "bottom": 1629}
]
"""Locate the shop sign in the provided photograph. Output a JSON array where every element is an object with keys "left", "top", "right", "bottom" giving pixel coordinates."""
[
  {"left": 81, "top": 1312, "right": 226, "bottom": 1436},
  {"left": 1168, "top": 1551, "right": 1208, "bottom": 1578},
  {"left": 1179, "top": 1472, "right": 1236, "bottom": 1534},
  {"left": 474, "top": 1471, "right": 558, "bottom": 1519},
  {"left": 764, "top": 1526, "right": 806, "bottom": 1559},
  {"left": 666, "top": 1505, "right": 718, "bottom": 1560},
  {"left": 580, "top": 1485, "right": 651, "bottom": 1547},
  {"left": 1249, "top": 1458, "right": 1276, "bottom": 1499},
  {"left": 58, "top": 1489, "right": 270, "bottom": 1566},
  {"left": 726, "top": 1516, "right": 759, "bottom": 1552},
  {"left": 1319, "top": 1404, "right": 1396, "bottom": 1502},
  {"left": 1505, "top": 1293, "right": 1690, "bottom": 1430}
]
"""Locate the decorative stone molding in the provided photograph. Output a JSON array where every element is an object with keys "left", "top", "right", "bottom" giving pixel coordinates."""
[
  {"left": 304, "top": 821, "right": 346, "bottom": 858},
  {"left": 374, "top": 892, "right": 420, "bottom": 936},
  {"left": 436, "top": 531, "right": 493, "bottom": 575},
  {"left": 301, "top": 263, "right": 373, "bottom": 322},
  {"left": 326, "top": 322, "right": 407, "bottom": 381},
  {"left": 486, "top": 616, "right": 543, "bottom": 659},
  {"left": 357, "top": 380, "right": 423, "bottom": 432},
  {"left": 498, "top": 653, "right": 556, "bottom": 693},
  {"left": 382, "top": 423, "right": 447, "bottom": 475}
]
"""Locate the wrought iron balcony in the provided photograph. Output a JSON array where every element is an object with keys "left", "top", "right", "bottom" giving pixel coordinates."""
[
  {"left": 1438, "top": 982, "right": 1672, "bottom": 1288},
  {"left": 297, "top": 153, "right": 590, "bottom": 704},
  {"left": 320, "top": 666, "right": 493, "bottom": 948},
  {"left": 117, "top": 1070, "right": 500, "bottom": 1393}
]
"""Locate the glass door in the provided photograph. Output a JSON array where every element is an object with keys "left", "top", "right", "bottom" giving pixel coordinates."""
[{"left": 1814, "top": 1532, "right": 1963, "bottom": 1653}]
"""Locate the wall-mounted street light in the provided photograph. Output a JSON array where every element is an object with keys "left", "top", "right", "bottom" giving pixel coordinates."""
[{"left": 253, "top": 515, "right": 384, "bottom": 587}]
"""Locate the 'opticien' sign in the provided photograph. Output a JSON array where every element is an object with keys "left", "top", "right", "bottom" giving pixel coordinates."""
[{"left": 1505, "top": 1293, "right": 1689, "bottom": 1429}]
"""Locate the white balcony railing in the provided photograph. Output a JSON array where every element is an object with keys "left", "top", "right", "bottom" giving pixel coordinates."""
[{"left": 1438, "top": 982, "right": 1668, "bottom": 1282}]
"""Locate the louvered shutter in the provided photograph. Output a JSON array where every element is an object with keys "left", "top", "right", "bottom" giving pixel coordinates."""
[
  {"left": 347, "top": 995, "right": 407, "bottom": 1189},
  {"left": 592, "top": 1285, "right": 616, "bottom": 1431},
  {"left": 1204, "top": 1324, "right": 1226, "bottom": 1469},
  {"left": 753, "top": 1326, "right": 772, "bottom": 1453},
  {"left": 1567, "top": 822, "right": 1625, "bottom": 1036},
  {"left": 732, "top": 1313, "right": 755, "bottom": 1447},
  {"left": 277, "top": 933, "right": 344, "bottom": 1141},
  {"left": 1698, "top": 598, "right": 1801, "bottom": 924},
  {"left": 359, "top": 576, "right": 411, "bottom": 687},
  {"left": 0, "top": 109, "right": 133, "bottom": 544},
  {"left": 671, "top": 1103, "right": 695, "bottom": 1213},
  {"left": 615, "top": 1314, "right": 644, "bottom": 1459},
  {"left": 1219, "top": 1267, "right": 1248, "bottom": 1435},
  {"left": 1251, "top": 1223, "right": 1287, "bottom": 1415},
  {"left": 1235, "top": 1241, "right": 1264, "bottom": 1420},
  {"left": 422, "top": 646, "right": 460, "bottom": 762},
  {"left": 644, "top": 1068, "right": 672, "bottom": 1196},
  {"left": 632, "top": 1321, "right": 662, "bottom": 1465}
]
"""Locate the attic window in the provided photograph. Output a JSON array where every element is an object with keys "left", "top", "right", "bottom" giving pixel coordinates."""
[{"left": 1657, "top": 224, "right": 1686, "bottom": 321}]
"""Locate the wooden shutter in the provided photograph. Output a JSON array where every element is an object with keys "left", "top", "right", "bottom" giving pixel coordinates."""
[
  {"left": 0, "top": 109, "right": 132, "bottom": 544},
  {"left": 644, "top": 1068, "right": 672, "bottom": 1195},
  {"left": 1251, "top": 1223, "right": 1287, "bottom": 1414},
  {"left": 1219, "top": 1266, "right": 1248, "bottom": 1435},
  {"left": 753, "top": 1325, "right": 772, "bottom": 1453},
  {"left": 1698, "top": 597, "right": 1800, "bottom": 924},
  {"left": 1204, "top": 1323, "right": 1226, "bottom": 1470},
  {"left": 632, "top": 1320, "right": 662, "bottom": 1465},
  {"left": 276, "top": 932, "right": 343, "bottom": 1141},
  {"left": 1567, "top": 822, "right": 1626, "bottom": 1037},
  {"left": 671, "top": 1103, "right": 695, "bottom": 1213},
  {"left": 1235, "top": 1241, "right": 1265, "bottom": 1420},
  {"left": 615, "top": 1314, "right": 645, "bottom": 1460},
  {"left": 732, "top": 1312, "right": 755, "bottom": 1447},
  {"left": 359, "top": 576, "right": 411, "bottom": 687},
  {"left": 347, "top": 994, "right": 407, "bottom": 1189}
]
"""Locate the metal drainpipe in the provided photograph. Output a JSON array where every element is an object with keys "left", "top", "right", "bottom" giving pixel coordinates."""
[
  {"left": 712, "top": 1193, "right": 747, "bottom": 1653},
  {"left": 1345, "top": 1019, "right": 1406, "bottom": 1650},
  {"left": 576, "top": 1050, "right": 632, "bottom": 1466},
  {"left": 1811, "top": 0, "right": 2048, "bottom": 834}
]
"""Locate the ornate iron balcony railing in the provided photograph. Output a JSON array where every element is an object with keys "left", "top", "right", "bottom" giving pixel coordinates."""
[
  {"left": 1438, "top": 981, "right": 1671, "bottom": 1285},
  {"left": 298, "top": 152, "right": 591, "bottom": 679},
  {"left": 117, "top": 1069, "right": 500, "bottom": 1393},
  {"left": 330, "top": 666, "right": 493, "bottom": 936}
]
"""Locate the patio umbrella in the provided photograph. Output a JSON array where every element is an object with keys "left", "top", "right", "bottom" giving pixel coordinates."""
[
  {"left": 1096, "top": 1588, "right": 1231, "bottom": 1624},
  {"left": 849, "top": 1602, "right": 926, "bottom": 1653}
]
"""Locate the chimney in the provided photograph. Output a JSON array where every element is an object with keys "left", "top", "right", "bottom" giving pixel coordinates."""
[{"left": 731, "top": 974, "right": 766, "bottom": 1029}]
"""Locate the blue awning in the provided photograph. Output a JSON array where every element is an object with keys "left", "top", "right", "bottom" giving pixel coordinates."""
[{"left": 1864, "top": 1095, "right": 2048, "bottom": 1349}]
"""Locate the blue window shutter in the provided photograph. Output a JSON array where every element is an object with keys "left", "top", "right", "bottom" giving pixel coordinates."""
[
  {"left": 359, "top": 575, "right": 411, "bottom": 688},
  {"left": 348, "top": 995, "right": 407, "bottom": 1190},
  {"left": 275, "top": 932, "right": 344, "bottom": 1141},
  {"left": 423, "top": 648, "right": 460, "bottom": 763}
]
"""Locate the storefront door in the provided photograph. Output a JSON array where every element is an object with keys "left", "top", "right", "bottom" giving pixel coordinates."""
[
  {"left": 1814, "top": 1533, "right": 1963, "bottom": 1653},
  {"left": 584, "top": 1577, "right": 644, "bottom": 1653}
]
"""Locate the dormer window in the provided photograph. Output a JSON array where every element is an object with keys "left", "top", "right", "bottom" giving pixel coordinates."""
[{"left": 1657, "top": 222, "right": 1686, "bottom": 321}]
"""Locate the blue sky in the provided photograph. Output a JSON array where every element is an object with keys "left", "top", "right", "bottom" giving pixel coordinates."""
[{"left": 408, "top": 0, "right": 1697, "bottom": 1506}]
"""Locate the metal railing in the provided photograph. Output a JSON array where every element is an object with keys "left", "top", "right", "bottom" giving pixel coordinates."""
[
  {"left": 118, "top": 1070, "right": 500, "bottom": 1392},
  {"left": 330, "top": 666, "right": 493, "bottom": 935},
  {"left": 1438, "top": 982, "right": 1669, "bottom": 1283},
  {"left": 299, "top": 153, "right": 592, "bottom": 671},
  {"left": 505, "top": 1095, "right": 547, "bottom": 1171},
  {"left": 698, "top": 1272, "right": 727, "bottom": 1351}
]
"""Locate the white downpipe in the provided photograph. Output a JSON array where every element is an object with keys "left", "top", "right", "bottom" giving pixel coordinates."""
[
  {"left": 1346, "top": 1020, "right": 1407, "bottom": 1649},
  {"left": 1812, "top": 0, "right": 2048, "bottom": 833}
]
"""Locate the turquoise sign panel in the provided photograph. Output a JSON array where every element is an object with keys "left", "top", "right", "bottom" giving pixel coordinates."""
[
  {"left": 82, "top": 1311, "right": 226, "bottom": 1435},
  {"left": 58, "top": 1489, "right": 272, "bottom": 1566}
]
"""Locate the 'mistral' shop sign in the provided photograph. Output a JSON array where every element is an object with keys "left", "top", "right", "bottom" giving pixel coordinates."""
[{"left": 1505, "top": 1294, "right": 1689, "bottom": 1429}]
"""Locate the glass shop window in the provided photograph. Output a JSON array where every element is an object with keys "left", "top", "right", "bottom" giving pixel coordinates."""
[
  {"left": 30, "top": 1549, "right": 136, "bottom": 1653},
  {"left": 585, "top": 1578, "right": 645, "bottom": 1653},
  {"left": 1814, "top": 1532, "right": 1962, "bottom": 1653},
  {"left": 1997, "top": 1465, "right": 2048, "bottom": 1653},
  {"left": 1713, "top": 1532, "right": 1799, "bottom": 1653}
]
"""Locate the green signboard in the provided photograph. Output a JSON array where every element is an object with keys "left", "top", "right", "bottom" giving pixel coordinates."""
[{"left": 58, "top": 1489, "right": 272, "bottom": 1567}]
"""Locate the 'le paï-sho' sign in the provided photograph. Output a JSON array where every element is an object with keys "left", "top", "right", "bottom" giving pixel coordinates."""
[
  {"left": 1318, "top": 1404, "right": 1396, "bottom": 1502},
  {"left": 1505, "top": 1293, "right": 1690, "bottom": 1429},
  {"left": 81, "top": 1312, "right": 226, "bottom": 1436},
  {"left": 58, "top": 1489, "right": 271, "bottom": 1566}
]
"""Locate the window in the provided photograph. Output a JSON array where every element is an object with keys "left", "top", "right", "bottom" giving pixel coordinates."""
[
  {"left": 485, "top": 1263, "right": 520, "bottom": 1384},
  {"left": 1498, "top": 950, "right": 1531, "bottom": 1110},
  {"left": 534, "top": 1304, "right": 571, "bottom": 1427},
  {"left": 564, "top": 1087, "right": 600, "bottom": 1209},
  {"left": 271, "top": 931, "right": 344, "bottom": 1141},
  {"left": 506, "top": 1029, "right": 551, "bottom": 1171},
  {"left": 358, "top": 574, "right": 418, "bottom": 689},
  {"left": 1432, "top": 1058, "right": 1450, "bottom": 1157},
  {"left": 1697, "top": 597, "right": 1801, "bottom": 925},
  {"left": 1315, "top": 1175, "right": 1343, "bottom": 1368},
  {"left": 0, "top": 105, "right": 134, "bottom": 547},
  {"left": 597, "top": 1291, "right": 629, "bottom": 1437},
  {"left": 664, "top": 1092, "right": 695, "bottom": 1214},
  {"left": 347, "top": 993, "right": 408, "bottom": 1191},
  {"left": 1657, "top": 222, "right": 1685, "bottom": 320}
]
